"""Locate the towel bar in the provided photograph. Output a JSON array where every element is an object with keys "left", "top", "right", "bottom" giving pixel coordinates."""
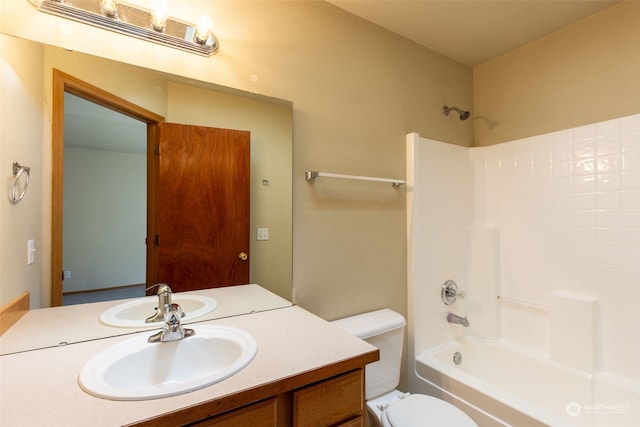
[{"left": 305, "top": 170, "right": 404, "bottom": 188}]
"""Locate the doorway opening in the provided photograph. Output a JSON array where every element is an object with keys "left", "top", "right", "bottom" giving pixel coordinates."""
[{"left": 52, "top": 69, "right": 163, "bottom": 306}]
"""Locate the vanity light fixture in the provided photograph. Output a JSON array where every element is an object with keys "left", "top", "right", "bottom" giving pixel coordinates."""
[{"left": 31, "top": 0, "right": 219, "bottom": 56}]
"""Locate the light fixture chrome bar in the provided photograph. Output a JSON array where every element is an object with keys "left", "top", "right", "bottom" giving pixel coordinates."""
[
  {"left": 34, "top": 0, "right": 218, "bottom": 56},
  {"left": 305, "top": 170, "right": 405, "bottom": 187}
]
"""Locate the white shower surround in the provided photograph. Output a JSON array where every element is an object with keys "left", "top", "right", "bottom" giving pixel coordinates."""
[{"left": 406, "top": 114, "right": 640, "bottom": 423}]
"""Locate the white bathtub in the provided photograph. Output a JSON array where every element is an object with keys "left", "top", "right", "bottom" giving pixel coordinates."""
[{"left": 415, "top": 337, "right": 639, "bottom": 427}]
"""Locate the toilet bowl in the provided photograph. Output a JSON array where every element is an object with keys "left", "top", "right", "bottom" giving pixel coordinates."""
[
  {"left": 332, "top": 309, "right": 477, "bottom": 427},
  {"left": 378, "top": 393, "right": 476, "bottom": 427}
]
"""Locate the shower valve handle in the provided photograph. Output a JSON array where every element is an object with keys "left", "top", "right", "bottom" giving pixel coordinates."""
[{"left": 441, "top": 280, "right": 465, "bottom": 305}]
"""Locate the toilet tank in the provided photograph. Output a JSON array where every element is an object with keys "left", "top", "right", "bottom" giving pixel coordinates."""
[{"left": 331, "top": 309, "right": 405, "bottom": 399}]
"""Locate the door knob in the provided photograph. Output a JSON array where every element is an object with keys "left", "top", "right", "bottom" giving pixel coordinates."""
[{"left": 239, "top": 252, "right": 248, "bottom": 261}]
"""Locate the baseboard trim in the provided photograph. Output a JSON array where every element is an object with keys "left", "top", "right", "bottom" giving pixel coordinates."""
[{"left": 63, "top": 283, "right": 145, "bottom": 296}]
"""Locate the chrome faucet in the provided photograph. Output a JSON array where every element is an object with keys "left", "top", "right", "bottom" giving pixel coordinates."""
[
  {"left": 145, "top": 283, "right": 184, "bottom": 323},
  {"left": 148, "top": 303, "right": 195, "bottom": 343},
  {"left": 447, "top": 312, "right": 470, "bottom": 327}
]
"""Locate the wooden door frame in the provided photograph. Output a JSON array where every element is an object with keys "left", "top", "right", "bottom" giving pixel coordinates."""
[{"left": 51, "top": 69, "right": 165, "bottom": 306}]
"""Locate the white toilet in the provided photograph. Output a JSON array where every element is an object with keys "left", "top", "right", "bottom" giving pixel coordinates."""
[{"left": 332, "top": 309, "right": 477, "bottom": 427}]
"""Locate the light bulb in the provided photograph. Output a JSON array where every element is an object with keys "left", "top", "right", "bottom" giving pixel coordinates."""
[
  {"left": 100, "top": 0, "right": 117, "bottom": 17},
  {"left": 194, "top": 15, "right": 212, "bottom": 45},
  {"left": 150, "top": 0, "right": 168, "bottom": 32}
]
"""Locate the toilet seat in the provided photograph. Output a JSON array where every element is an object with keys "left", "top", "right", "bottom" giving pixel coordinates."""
[{"left": 381, "top": 394, "right": 476, "bottom": 427}]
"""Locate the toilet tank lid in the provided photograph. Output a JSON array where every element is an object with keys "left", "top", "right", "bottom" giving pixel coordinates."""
[{"left": 331, "top": 309, "right": 406, "bottom": 339}]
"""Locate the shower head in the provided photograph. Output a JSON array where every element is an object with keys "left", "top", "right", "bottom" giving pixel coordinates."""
[{"left": 443, "top": 105, "right": 470, "bottom": 121}]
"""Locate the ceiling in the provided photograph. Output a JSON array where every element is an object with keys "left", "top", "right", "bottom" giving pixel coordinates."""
[
  {"left": 326, "top": 0, "right": 621, "bottom": 66},
  {"left": 65, "top": 92, "right": 146, "bottom": 154}
]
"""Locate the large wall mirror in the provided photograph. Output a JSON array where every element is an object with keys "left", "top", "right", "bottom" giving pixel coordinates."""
[
  {"left": 51, "top": 47, "right": 292, "bottom": 306},
  {"left": 0, "top": 34, "right": 293, "bottom": 354}
]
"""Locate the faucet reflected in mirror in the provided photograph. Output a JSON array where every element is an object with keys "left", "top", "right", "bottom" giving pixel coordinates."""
[{"left": 144, "top": 283, "right": 178, "bottom": 323}]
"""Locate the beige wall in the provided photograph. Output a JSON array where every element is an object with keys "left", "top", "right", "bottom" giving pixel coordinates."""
[
  {"left": 0, "top": 36, "right": 45, "bottom": 309},
  {"left": 474, "top": 0, "right": 640, "bottom": 146},
  {"left": 0, "top": 0, "right": 473, "bottom": 321}
]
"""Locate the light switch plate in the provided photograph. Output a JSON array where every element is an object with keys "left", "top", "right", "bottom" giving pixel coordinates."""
[
  {"left": 257, "top": 228, "right": 269, "bottom": 241},
  {"left": 27, "top": 239, "right": 36, "bottom": 265}
]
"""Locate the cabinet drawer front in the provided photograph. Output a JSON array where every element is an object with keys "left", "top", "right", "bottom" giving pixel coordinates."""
[
  {"left": 293, "top": 369, "right": 364, "bottom": 427},
  {"left": 337, "top": 416, "right": 364, "bottom": 427},
  {"left": 191, "top": 397, "right": 278, "bottom": 427}
]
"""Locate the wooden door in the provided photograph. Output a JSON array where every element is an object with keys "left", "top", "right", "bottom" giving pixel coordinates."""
[{"left": 156, "top": 123, "right": 250, "bottom": 292}]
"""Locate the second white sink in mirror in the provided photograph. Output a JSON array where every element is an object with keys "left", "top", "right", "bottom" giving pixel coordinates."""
[{"left": 99, "top": 295, "right": 218, "bottom": 328}]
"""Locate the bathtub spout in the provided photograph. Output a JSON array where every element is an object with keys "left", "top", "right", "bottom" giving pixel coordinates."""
[{"left": 447, "top": 312, "right": 470, "bottom": 327}]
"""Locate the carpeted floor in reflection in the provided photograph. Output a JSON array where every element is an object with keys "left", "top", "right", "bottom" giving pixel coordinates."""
[{"left": 63, "top": 285, "right": 146, "bottom": 305}]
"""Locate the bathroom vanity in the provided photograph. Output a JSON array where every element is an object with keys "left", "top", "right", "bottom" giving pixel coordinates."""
[{"left": 0, "top": 286, "right": 378, "bottom": 426}]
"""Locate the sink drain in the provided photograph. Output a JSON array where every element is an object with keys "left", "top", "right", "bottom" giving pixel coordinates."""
[{"left": 453, "top": 351, "right": 462, "bottom": 365}]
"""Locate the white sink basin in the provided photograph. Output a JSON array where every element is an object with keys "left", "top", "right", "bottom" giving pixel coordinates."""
[
  {"left": 79, "top": 325, "right": 257, "bottom": 400},
  {"left": 99, "top": 295, "right": 218, "bottom": 328}
]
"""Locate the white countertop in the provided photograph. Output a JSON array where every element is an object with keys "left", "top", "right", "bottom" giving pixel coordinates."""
[
  {"left": 0, "top": 284, "right": 291, "bottom": 355},
  {"left": 0, "top": 305, "right": 377, "bottom": 426}
]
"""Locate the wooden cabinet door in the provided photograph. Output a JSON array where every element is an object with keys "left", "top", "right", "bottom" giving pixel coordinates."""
[
  {"left": 156, "top": 123, "right": 250, "bottom": 292},
  {"left": 293, "top": 370, "right": 364, "bottom": 427}
]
